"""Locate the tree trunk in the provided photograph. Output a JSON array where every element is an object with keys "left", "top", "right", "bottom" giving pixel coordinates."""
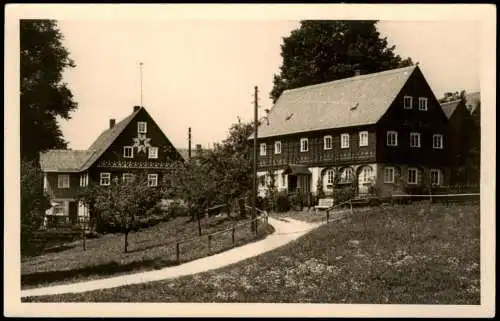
[
  {"left": 197, "top": 210, "right": 202, "bottom": 236},
  {"left": 124, "top": 230, "right": 129, "bottom": 253}
]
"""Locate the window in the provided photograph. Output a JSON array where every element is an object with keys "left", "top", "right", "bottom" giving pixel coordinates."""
[
  {"left": 418, "top": 97, "right": 428, "bottom": 111},
  {"left": 79, "top": 172, "right": 88, "bottom": 187},
  {"left": 147, "top": 174, "right": 158, "bottom": 187},
  {"left": 359, "top": 131, "right": 368, "bottom": 147},
  {"left": 387, "top": 131, "right": 398, "bottom": 146},
  {"left": 361, "top": 167, "right": 373, "bottom": 183},
  {"left": 433, "top": 134, "right": 443, "bottom": 149},
  {"left": 384, "top": 167, "right": 395, "bottom": 183},
  {"left": 341, "top": 133, "right": 350, "bottom": 148},
  {"left": 122, "top": 173, "right": 134, "bottom": 183},
  {"left": 410, "top": 132, "right": 421, "bottom": 148},
  {"left": 148, "top": 147, "right": 158, "bottom": 159},
  {"left": 58, "top": 174, "right": 70, "bottom": 188},
  {"left": 326, "top": 169, "right": 335, "bottom": 184},
  {"left": 274, "top": 141, "right": 282, "bottom": 154},
  {"left": 100, "top": 173, "right": 111, "bottom": 186},
  {"left": 404, "top": 96, "right": 413, "bottom": 109},
  {"left": 137, "top": 121, "right": 147, "bottom": 133},
  {"left": 260, "top": 143, "right": 267, "bottom": 156},
  {"left": 300, "top": 138, "right": 309, "bottom": 152},
  {"left": 259, "top": 175, "right": 266, "bottom": 187},
  {"left": 53, "top": 204, "right": 65, "bottom": 216},
  {"left": 430, "top": 169, "right": 441, "bottom": 186},
  {"left": 324, "top": 135, "right": 332, "bottom": 150},
  {"left": 43, "top": 174, "right": 48, "bottom": 191},
  {"left": 123, "top": 146, "right": 134, "bottom": 158},
  {"left": 340, "top": 167, "right": 353, "bottom": 183},
  {"left": 408, "top": 168, "right": 418, "bottom": 185}
]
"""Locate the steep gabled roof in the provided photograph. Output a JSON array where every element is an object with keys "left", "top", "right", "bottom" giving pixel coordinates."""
[
  {"left": 250, "top": 65, "right": 418, "bottom": 139},
  {"left": 39, "top": 150, "right": 96, "bottom": 172},
  {"left": 79, "top": 108, "right": 141, "bottom": 171},
  {"left": 440, "top": 99, "right": 461, "bottom": 119}
]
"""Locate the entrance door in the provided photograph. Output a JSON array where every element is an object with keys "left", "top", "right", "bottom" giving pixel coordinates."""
[
  {"left": 358, "top": 166, "right": 373, "bottom": 196},
  {"left": 68, "top": 201, "right": 78, "bottom": 225},
  {"left": 288, "top": 175, "right": 297, "bottom": 193}
]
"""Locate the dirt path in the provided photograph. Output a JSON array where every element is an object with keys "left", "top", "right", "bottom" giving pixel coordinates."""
[{"left": 21, "top": 217, "right": 320, "bottom": 298}]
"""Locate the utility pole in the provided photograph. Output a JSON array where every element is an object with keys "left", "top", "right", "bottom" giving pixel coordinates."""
[
  {"left": 252, "top": 86, "right": 258, "bottom": 232},
  {"left": 188, "top": 127, "right": 192, "bottom": 160},
  {"left": 139, "top": 62, "right": 144, "bottom": 107}
]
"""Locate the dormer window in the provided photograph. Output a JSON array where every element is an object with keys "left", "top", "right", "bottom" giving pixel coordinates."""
[
  {"left": 418, "top": 97, "right": 428, "bottom": 111},
  {"left": 404, "top": 96, "right": 413, "bottom": 109},
  {"left": 137, "top": 121, "right": 147, "bottom": 133}
]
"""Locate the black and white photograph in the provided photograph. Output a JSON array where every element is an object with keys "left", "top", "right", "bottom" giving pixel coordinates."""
[{"left": 4, "top": 3, "right": 495, "bottom": 318}]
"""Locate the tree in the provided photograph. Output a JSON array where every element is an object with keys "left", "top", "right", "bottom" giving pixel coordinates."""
[
  {"left": 90, "top": 172, "right": 163, "bottom": 253},
  {"left": 20, "top": 19, "right": 77, "bottom": 161},
  {"left": 21, "top": 159, "right": 51, "bottom": 254},
  {"left": 167, "top": 160, "right": 218, "bottom": 236},
  {"left": 270, "top": 20, "right": 414, "bottom": 103}
]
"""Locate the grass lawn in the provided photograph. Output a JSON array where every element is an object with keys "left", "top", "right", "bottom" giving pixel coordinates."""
[
  {"left": 21, "top": 214, "right": 273, "bottom": 289},
  {"left": 23, "top": 202, "right": 480, "bottom": 304}
]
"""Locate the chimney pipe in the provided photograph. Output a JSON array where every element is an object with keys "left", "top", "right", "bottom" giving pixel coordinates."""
[
  {"left": 133, "top": 105, "right": 141, "bottom": 113},
  {"left": 188, "top": 127, "right": 192, "bottom": 160},
  {"left": 109, "top": 119, "right": 116, "bottom": 128}
]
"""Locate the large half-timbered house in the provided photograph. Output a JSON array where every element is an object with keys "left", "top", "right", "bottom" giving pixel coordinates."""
[
  {"left": 39, "top": 105, "right": 183, "bottom": 227},
  {"left": 249, "top": 65, "right": 452, "bottom": 199}
]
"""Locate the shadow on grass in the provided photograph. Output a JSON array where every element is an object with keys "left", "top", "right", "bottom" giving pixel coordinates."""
[{"left": 21, "top": 257, "right": 179, "bottom": 287}]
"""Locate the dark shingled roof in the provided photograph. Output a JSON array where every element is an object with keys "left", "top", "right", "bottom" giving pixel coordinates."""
[
  {"left": 250, "top": 65, "right": 418, "bottom": 139},
  {"left": 440, "top": 99, "right": 461, "bottom": 119}
]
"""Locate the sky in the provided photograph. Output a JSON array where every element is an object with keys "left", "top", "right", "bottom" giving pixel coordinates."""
[{"left": 55, "top": 19, "right": 481, "bottom": 150}]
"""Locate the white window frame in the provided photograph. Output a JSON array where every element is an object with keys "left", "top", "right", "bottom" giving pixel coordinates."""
[
  {"left": 386, "top": 131, "right": 398, "bottom": 146},
  {"left": 404, "top": 96, "right": 413, "bottom": 109},
  {"left": 323, "top": 135, "right": 332, "bottom": 150},
  {"left": 418, "top": 97, "right": 428, "bottom": 111},
  {"left": 148, "top": 147, "right": 159, "bottom": 159},
  {"left": 433, "top": 134, "right": 444, "bottom": 149},
  {"left": 361, "top": 167, "right": 373, "bottom": 184},
  {"left": 430, "top": 169, "right": 441, "bottom": 186},
  {"left": 100, "top": 172, "right": 111, "bottom": 186},
  {"left": 122, "top": 173, "right": 134, "bottom": 183},
  {"left": 384, "top": 167, "right": 395, "bottom": 183},
  {"left": 409, "top": 132, "right": 421, "bottom": 148},
  {"left": 137, "top": 121, "right": 147, "bottom": 133},
  {"left": 359, "top": 131, "right": 368, "bottom": 147},
  {"left": 123, "top": 146, "right": 134, "bottom": 158},
  {"left": 58, "top": 174, "right": 70, "bottom": 189},
  {"left": 300, "top": 138, "right": 309, "bottom": 152},
  {"left": 274, "top": 141, "right": 282, "bottom": 154},
  {"left": 147, "top": 174, "right": 158, "bottom": 187},
  {"left": 341, "top": 133, "right": 350, "bottom": 149},
  {"left": 79, "top": 172, "right": 88, "bottom": 187},
  {"left": 326, "top": 169, "right": 334, "bottom": 184},
  {"left": 340, "top": 168, "right": 353, "bottom": 183},
  {"left": 408, "top": 168, "right": 418, "bottom": 185},
  {"left": 260, "top": 143, "right": 267, "bottom": 156}
]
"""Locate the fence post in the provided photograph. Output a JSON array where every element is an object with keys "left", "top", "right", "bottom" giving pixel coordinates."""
[
  {"left": 255, "top": 217, "right": 258, "bottom": 235},
  {"left": 326, "top": 209, "right": 330, "bottom": 223},
  {"left": 176, "top": 242, "right": 180, "bottom": 264},
  {"left": 232, "top": 227, "right": 235, "bottom": 247},
  {"left": 208, "top": 234, "right": 212, "bottom": 253}
]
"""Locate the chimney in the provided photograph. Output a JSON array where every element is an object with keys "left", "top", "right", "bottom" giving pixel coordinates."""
[
  {"left": 354, "top": 69, "right": 361, "bottom": 77},
  {"left": 109, "top": 118, "right": 116, "bottom": 128},
  {"left": 133, "top": 105, "right": 141, "bottom": 113}
]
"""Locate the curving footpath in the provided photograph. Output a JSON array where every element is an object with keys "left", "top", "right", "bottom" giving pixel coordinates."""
[{"left": 22, "top": 217, "right": 321, "bottom": 298}]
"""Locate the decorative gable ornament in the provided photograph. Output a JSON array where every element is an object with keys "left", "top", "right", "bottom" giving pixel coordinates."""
[{"left": 133, "top": 133, "right": 152, "bottom": 153}]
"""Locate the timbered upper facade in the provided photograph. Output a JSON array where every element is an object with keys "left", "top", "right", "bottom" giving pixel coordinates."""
[
  {"left": 39, "top": 105, "right": 183, "bottom": 227},
  {"left": 249, "top": 65, "right": 452, "bottom": 198}
]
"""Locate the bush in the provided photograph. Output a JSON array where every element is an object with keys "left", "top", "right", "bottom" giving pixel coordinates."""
[{"left": 332, "top": 185, "right": 356, "bottom": 204}]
